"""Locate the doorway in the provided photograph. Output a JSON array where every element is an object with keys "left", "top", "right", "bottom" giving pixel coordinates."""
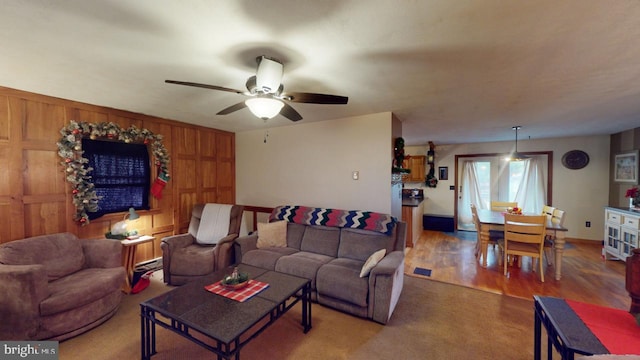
[{"left": 455, "top": 152, "right": 553, "bottom": 230}]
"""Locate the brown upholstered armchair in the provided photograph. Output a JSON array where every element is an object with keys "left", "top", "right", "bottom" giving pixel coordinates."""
[
  {"left": 161, "top": 204, "right": 244, "bottom": 285},
  {"left": 0, "top": 233, "right": 125, "bottom": 341}
]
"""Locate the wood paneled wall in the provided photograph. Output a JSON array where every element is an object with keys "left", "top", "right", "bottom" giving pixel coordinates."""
[{"left": 0, "top": 86, "right": 235, "bottom": 264}]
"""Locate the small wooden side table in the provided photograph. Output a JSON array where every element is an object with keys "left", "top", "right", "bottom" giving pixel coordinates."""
[{"left": 120, "top": 235, "right": 155, "bottom": 294}]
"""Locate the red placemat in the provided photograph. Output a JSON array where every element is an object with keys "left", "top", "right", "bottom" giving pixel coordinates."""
[
  {"left": 567, "top": 299, "right": 640, "bottom": 355},
  {"left": 204, "top": 280, "right": 269, "bottom": 302}
]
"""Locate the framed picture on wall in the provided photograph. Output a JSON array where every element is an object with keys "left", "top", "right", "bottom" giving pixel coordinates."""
[
  {"left": 439, "top": 166, "right": 448, "bottom": 180},
  {"left": 614, "top": 150, "right": 639, "bottom": 184}
]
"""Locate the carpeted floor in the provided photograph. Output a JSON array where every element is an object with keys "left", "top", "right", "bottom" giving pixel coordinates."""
[{"left": 59, "top": 271, "right": 548, "bottom": 360}]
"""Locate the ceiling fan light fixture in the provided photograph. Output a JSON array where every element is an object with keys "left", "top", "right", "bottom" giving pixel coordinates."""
[
  {"left": 505, "top": 125, "right": 529, "bottom": 161},
  {"left": 245, "top": 97, "right": 284, "bottom": 120}
]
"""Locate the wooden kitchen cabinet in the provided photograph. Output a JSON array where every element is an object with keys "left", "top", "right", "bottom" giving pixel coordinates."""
[
  {"left": 402, "top": 202, "right": 424, "bottom": 247},
  {"left": 402, "top": 155, "right": 426, "bottom": 183}
]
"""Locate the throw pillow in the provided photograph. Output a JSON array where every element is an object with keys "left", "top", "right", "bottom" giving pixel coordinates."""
[
  {"left": 257, "top": 220, "right": 288, "bottom": 248},
  {"left": 359, "top": 249, "right": 386, "bottom": 278}
]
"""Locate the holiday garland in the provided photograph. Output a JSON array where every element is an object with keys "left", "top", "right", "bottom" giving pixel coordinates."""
[
  {"left": 392, "top": 137, "right": 411, "bottom": 174},
  {"left": 57, "top": 120, "right": 170, "bottom": 225},
  {"left": 425, "top": 167, "right": 438, "bottom": 188}
]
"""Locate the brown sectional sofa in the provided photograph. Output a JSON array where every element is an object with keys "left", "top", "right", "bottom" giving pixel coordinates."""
[
  {"left": 0, "top": 232, "right": 125, "bottom": 340},
  {"left": 234, "top": 207, "right": 406, "bottom": 324}
]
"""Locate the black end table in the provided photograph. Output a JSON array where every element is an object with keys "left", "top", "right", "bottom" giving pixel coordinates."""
[{"left": 534, "top": 296, "right": 608, "bottom": 360}]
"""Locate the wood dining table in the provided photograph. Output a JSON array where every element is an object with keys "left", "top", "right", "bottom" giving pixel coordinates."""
[{"left": 476, "top": 209, "right": 569, "bottom": 280}]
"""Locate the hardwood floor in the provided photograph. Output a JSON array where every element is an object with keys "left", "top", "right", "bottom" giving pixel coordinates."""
[{"left": 404, "top": 230, "right": 631, "bottom": 310}]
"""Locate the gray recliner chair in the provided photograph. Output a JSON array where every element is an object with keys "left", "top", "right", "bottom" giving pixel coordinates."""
[{"left": 161, "top": 204, "right": 244, "bottom": 285}]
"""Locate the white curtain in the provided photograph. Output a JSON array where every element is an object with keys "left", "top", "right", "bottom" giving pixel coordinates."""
[
  {"left": 514, "top": 157, "right": 546, "bottom": 214},
  {"left": 459, "top": 161, "right": 485, "bottom": 231}
]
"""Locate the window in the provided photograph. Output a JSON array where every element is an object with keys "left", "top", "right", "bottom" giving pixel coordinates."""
[
  {"left": 82, "top": 139, "right": 150, "bottom": 220},
  {"left": 508, "top": 161, "right": 525, "bottom": 201},
  {"left": 475, "top": 161, "right": 491, "bottom": 209}
]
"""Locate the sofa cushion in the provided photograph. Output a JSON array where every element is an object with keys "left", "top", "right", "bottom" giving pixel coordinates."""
[
  {"left": 285, "top": 222, "right": 307, "bottom": 250},
  {"left": 300, "top": 226, "right": 340, "bottom": 257},
  {"left": 0, "top": 233, "right": 85, "bottom": 281},
  {"left": 360, "top": 249, "right": 386, "bottom": 277},
  {"left": 40, "top": 267, "right": 124, "bottom": 316},
  {"left": 39, "top": 290, "right": 122, "bottom": 341},
  {"left": 242, "top": 247, "right": 298, "bottom": 270},
  {"left": 338, "top": 228, "right": 395, "bottom": 262},
  {"left": 257, "top": 220, "right": 287, "bottom": 248},
  {"left": 275, "top": 252, "right": 334, "bottom": 290},
  {"left": 170, "top": 244, "right": 217, "bottom": 276},
  {"left": 317, "top": 258, "right": 369, "bottom": 307}
]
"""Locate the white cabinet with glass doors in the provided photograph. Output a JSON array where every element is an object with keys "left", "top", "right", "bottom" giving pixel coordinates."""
[{"left": 604, "top": 207, "right": 639, "bottom": 261}]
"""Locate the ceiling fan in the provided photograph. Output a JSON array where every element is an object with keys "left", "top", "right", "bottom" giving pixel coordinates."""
[{"left": 165, "top": 56, "right": 348, "bottom": 122}]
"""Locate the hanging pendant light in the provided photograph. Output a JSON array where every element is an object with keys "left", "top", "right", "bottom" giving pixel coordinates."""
[{"left": 505, "top": 126, "right": 529, "bottom": 161}]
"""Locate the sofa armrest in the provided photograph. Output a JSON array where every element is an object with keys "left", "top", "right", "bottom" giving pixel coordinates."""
[
  {"left": 215, "top": 234, "right": 239, "bottom": 270},
  {"left": 0, "top": 264, "right": 49, "bottom": 340},
  {"left": 218, "top": 233, "right": 239, "bottom": 246},
  {"left": 161, "top": 233, "right": 196, "bottom": 284},
  {"left": 370, "top": 251, "right": 404, "bottom": 276},
  {"left": 161, "top": 233, "right": 196, "bottom": 250},
  {"left": 233, "top": 233, "right": 259, "bottom": 264},
  {"left": 368, "top": 251, "right": 405, "bottom": 324},
  {"left": 82, "top": 239, "right": 123, "bottom": 268}
]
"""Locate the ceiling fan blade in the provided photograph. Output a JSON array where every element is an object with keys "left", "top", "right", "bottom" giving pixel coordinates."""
[
  {"left": 165, "top": 80, "right": 246, "bottom": 95},
  {"left": 216, "top": 101, "right": 247, "bottom": 115},
  {"left": 280, "top": 103, "right": 303, "bottom": 122},
  {"left": 280, "top": 91, "right": 348, "bottom": 105}
]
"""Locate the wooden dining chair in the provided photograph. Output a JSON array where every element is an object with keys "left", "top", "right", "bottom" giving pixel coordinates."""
[
  {"left": 471, "top": 204, "right": 503, "bottom": 264},
  {"left": 543, "top": 208, "right": 566, "bottom": 266},
  {"left": 503, "top": 214, "right": 547, "bottom": 282},
  {"left": 491, "top": 201, "right": 518, "bottom": 212},
  {"left": 542, "top": 205, "right": 555, "bottom": 221},
  {"left": 551, "top": 209, "right": 566, "bottom": 226}
]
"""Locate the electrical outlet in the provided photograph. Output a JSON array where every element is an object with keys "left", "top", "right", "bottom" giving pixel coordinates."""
[
  {"left": 352, "top": 171, "right": 359, "bottom": 180},
  {"left": 586, "top": 221, "right": 591, "bottom": 227}
]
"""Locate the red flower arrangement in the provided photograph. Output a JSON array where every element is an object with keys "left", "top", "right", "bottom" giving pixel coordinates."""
[{"left": 626, "top": 187, "right": 640, "bottom": 208}]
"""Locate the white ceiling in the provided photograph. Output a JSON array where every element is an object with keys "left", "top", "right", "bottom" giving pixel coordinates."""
[{"left": 2, "top": 0, "right": 640, "bottom": 145}]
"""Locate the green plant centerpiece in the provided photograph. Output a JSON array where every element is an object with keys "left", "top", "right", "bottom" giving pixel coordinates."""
[{"left": 221, "top": 267, "right": 250, "bottom": 290}]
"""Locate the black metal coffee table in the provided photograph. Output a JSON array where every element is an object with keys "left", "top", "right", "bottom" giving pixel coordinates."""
[{"left": 140, "top": 264, "right": 312, "bottom": 360}]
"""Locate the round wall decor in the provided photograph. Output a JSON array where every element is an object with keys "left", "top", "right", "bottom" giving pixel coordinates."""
[{"left": 561, "top": 150, "right": 589, "bottom": 170}]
